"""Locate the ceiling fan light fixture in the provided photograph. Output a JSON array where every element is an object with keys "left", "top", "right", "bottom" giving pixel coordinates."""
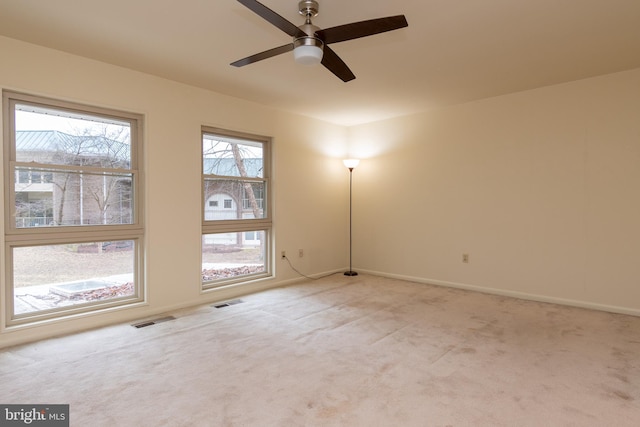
[{"left": 293, "top": 37, "right": 324, "bottom": 65}]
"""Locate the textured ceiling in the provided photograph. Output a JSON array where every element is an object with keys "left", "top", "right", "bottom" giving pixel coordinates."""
[{"left": 1, "top": 0, "right": 639, "bottom": 126}]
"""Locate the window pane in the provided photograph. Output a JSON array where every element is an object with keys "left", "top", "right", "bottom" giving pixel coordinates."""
[
  {"left": 202, "top": 135, "right": 263, "bottom": 178},
  {"left": 13, "top": 241, "right": 136, "bottom": 316},
  {"left": 17, "top": 169, "right": 30, "bottom": 183},
  {"left": 204, "top": 179, "right": 265, "bottom": 220},
  {"left": 15, "top": 105, "right": 131, "bottom": 168},
  {"left": 202, "top": 231, "right": 266, "bottom": 284},
  {"left": 14, "top": 169, "right": 133, "bottom": 227}
]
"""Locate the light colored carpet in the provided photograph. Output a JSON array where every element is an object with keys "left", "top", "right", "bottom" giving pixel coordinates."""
[{"left": 1, "top": 274, "right": 639, "bottom": 426}]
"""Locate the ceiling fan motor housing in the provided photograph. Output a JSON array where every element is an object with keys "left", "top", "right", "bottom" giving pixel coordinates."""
[{"left": 299, "top": 0, "right": 319, "bottom": 18}]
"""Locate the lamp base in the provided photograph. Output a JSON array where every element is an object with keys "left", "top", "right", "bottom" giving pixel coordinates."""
[{"left": 344, "top": 271, "right": 358, "bottom": 276}]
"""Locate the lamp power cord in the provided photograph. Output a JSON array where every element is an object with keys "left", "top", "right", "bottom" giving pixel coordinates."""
[{"left": 282, "top": 254, "right": 341, "bottom": 281}]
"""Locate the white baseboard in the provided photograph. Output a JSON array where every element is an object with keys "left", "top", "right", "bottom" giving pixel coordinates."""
[{"left": 359, "top": 268, "right": 640, "bottom": 317}]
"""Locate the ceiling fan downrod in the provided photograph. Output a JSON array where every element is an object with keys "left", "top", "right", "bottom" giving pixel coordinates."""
[{"left": 297, "top": 0, "right": 321, "bottom": 37}]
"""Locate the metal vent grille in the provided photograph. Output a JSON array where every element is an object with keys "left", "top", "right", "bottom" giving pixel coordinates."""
[
  {"left": 213, "top": 299, "right": 244, "bottom": 309},
  {"left": 131, "top": 316, "right": 176, "bottom": 328}
]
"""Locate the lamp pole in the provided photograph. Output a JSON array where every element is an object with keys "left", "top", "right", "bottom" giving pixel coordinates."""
[{"left": 343, "top": 159, "right": 360, "bottom": 276}]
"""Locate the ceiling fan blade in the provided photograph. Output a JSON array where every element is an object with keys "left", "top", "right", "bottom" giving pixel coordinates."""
[
  {"left": 231, "top": 44, "right": 294, "bottom": 67},
  {"left": 237, "top": 0, "right": 306, "bottom": 38},
  {"left": 315, "top": 15, "right": 408, "bottom": 44},
  {"left": 321, "top": 46, "right": 355, "bottom": 82}
]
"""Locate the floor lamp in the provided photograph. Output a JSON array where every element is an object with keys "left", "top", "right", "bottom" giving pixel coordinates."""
[{"left": 343, "top": 159, "right": 360, "bottom": 276}]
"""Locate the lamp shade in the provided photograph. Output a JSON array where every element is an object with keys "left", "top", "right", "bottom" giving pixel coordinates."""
[
  {"left": 293, "top": 37, "right": 324, "bottom": 65},
  {"left": 343, "top": 159, "right": 360, "bottom": 169}
]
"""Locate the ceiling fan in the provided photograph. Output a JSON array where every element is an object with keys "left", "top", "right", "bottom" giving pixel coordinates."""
[{"left": 231, "top": 0, "right": 408, "bottom": 82}]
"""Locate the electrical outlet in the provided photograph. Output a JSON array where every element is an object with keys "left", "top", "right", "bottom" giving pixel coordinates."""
[
  {"left": 462, "top": 253, "right": 469, "bottom": 263},
  {"left": 281, "top": 251, "right": 286, "bottom": 259},
  {"left": 298, "top": 249, "right": 304, "bottom": 258}
]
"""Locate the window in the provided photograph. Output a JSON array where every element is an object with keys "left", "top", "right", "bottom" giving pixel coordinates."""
[
  {"left": 243, "top": 184, "right": 264, "bottom": 209},
  {"left": 2, "top": 91, "right": 144, "bottom": 325},
  {"left": 201, "top": 127, "right": 271, "bottom": 288}
]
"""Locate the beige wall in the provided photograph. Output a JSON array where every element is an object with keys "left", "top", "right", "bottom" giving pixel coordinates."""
[
  {"left": 2, "top": 33, "right": 639, "bottom": 347},
  {"left": 0, "top": 36, "right": 349, "bottom": 347},
  {"left": 349, "top": 68, "right": 640, "bottom": 314}
]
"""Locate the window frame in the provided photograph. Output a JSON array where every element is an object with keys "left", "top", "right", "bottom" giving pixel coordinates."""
[
  {"left": 2, "top": 91, "right": 145, "bottom": 326},
  {"left": 201, "top": 126, "right": 272, "bottom": 289}
]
